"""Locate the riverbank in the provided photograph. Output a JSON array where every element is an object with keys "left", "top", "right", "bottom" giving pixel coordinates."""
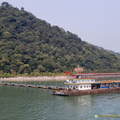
[{"left": 0, "top": 76, "right": 67, "bottom": 82}]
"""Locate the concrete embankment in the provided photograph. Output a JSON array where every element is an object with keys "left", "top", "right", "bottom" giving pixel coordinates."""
[{"left": 0, "top": 76, "right": 67, "bottom": 82}]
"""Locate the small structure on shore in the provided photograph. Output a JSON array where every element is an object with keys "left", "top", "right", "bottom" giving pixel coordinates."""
[{"left": 73, "top": 65, "right": 84, "bottom": 73}]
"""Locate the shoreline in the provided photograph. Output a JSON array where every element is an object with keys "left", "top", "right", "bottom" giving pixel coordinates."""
[{"left": 0, "top": 76, "right": 67, "bottom": 82}]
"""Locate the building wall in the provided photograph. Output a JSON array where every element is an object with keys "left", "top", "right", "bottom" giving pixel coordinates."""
[
  {"left": 69, "top": 84, "right": 91, "bottom": 90},
  {"left": 77, "top": 84, "right": 91, "bottom": 90}
]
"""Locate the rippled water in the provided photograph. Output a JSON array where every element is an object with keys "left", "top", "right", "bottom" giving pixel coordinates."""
[{"left": 0, "top": 83, "right": 120, "bottom": 120}]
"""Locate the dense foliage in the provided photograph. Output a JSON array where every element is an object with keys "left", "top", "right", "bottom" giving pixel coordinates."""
[{"left": 1, "top": 2, "right": 120, "bottom": 77}]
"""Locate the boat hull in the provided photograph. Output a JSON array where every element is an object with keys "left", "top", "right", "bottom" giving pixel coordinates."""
[{"left": 53, "top": 88, "right": 120, "bottom": 96}]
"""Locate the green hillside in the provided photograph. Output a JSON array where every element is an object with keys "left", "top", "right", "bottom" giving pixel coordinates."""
[{"left": 0, "top": 2, "right": 120, "bottom": 76}]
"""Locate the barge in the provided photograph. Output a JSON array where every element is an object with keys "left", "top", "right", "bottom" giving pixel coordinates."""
[{"left": 53, "top": 75, "right": 120, "bottom": 96}]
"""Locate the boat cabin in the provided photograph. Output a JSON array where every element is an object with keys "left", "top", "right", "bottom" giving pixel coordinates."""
[{"left": 65, "top": 75, "right": 95, "bottom": 90}]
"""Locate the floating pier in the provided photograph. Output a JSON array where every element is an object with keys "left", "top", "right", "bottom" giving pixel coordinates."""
[{"left": 0, "top": 82, "right": 66, "bottom": 90}]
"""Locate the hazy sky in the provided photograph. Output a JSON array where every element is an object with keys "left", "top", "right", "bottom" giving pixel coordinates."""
[{"left": 1, "top": 0, "right": 120, "bottom": 52}]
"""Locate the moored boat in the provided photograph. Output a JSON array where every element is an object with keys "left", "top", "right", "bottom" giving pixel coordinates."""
[{"left": 53, "top": 75, "right": 120, "bottom": 96}]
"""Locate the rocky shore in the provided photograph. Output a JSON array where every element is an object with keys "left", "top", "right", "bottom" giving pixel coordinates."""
[{"left": 0, "top": 76, "right": 67, "bottom": 82}]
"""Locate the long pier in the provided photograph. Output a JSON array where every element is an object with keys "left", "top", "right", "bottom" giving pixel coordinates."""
[
  {"left": 0, "top": 82, "right": 66, "bottom": 90},
  {"left": 72, "top": 73, "right": 120, "bottom": 78}
]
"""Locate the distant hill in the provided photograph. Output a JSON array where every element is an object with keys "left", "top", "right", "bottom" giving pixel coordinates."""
[
  {"left": 95, "top": 46, "right": 120, "bottom": 58},
  {"left": 106, "top": 50, "right": 120, "bottom": 58},
  {"left": 1, "top": 2, "right": 120, "bottom": 76}
]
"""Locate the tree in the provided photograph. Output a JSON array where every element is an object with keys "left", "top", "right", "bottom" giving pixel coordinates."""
[
  {"left": 37, "top": 65, "right": 45, "bottom": 72},
  {"left": 1, "top": 2, "right": 10, "bottom": 7},
  {"left": 18, "top": 64, "right": 31, "bottom": 74},
  {"left": 1, "top": 2, "right": 120, "bottom": 76}
]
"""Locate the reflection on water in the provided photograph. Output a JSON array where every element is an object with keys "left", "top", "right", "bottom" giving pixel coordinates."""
[
  {"left": 0, "top": 83, "right": 120, "bottom": 120},
  {"left": 64, "top": 95, "right": 92, "bottom": 107}
]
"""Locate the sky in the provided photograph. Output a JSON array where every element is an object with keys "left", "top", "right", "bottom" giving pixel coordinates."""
[{"left": 0, "top": 0, "right": 120, "bottom": 52}]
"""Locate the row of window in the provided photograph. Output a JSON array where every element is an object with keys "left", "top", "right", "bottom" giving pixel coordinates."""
[
  {"left": 79, "top": 85, "right": 91, "bottom": 88},
  {"left": 70, "top": 85, "right": 91, "bottom": 88},
  {"left": 77, "top": 79, "right": 95, "bottom": 83}
]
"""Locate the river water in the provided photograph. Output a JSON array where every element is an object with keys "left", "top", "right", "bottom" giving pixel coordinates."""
[{"left": 0, "top": 81, "right": 120, "bottom": 120}]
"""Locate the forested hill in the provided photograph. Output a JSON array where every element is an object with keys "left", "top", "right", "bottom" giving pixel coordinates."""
[{"left": 1, "top": 2, "right": 120, "bottom": 76}]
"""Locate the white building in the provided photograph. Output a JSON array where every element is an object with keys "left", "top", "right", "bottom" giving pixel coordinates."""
[{"left": 65, "top": 76, "right": 95, "bottom": 90}]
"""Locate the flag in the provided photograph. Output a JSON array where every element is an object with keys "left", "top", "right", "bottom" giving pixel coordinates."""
[{"left": 65, "top": 71, "right": 70, "bottom": 75}]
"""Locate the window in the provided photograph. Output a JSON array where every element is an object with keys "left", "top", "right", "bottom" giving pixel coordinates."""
[{"left": 76, "top": 86, "right": 78, "bottom": 88}]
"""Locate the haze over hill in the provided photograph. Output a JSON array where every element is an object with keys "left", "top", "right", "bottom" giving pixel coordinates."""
[{"left": 0, "top": 2, "right": 120, "bottom": 76}]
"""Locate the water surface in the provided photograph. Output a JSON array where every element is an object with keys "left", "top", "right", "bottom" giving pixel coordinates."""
[{"left": 0, "top": 83, "right": 120, "bottom": 120}]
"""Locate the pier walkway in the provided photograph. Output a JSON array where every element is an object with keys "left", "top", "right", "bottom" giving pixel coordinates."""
[{"left": 0, "top": 81, "right": 66, "bottom": 90}]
